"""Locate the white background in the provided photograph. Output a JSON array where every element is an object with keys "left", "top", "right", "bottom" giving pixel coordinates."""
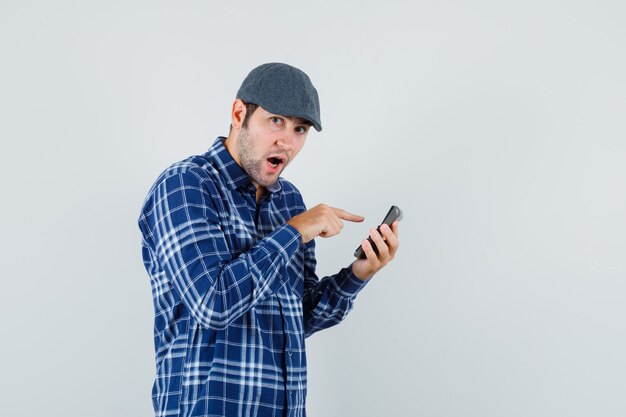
[{"left": 1, "top": 1, "right": 625, "bottom": 416}]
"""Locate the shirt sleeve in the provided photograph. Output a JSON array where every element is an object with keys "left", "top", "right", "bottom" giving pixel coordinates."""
[
  {"left": 139, "top": 168, "right": 302, "bottom": 330},
  {"left": 301, "top": 238, "right": 369, "bottom": 338}
]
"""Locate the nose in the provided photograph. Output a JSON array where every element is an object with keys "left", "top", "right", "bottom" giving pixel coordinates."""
[{"left": 276, "top": 134, "right": 295, "bottom": 152}]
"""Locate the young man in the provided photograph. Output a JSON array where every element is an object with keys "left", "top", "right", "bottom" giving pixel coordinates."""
[{"left": 138, "top": 63, "right": 400, "bottom": 417}]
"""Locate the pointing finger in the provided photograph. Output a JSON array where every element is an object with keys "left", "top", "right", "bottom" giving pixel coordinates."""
[{"left": 332, "top": 207, "right": 364, "bottom": 223}]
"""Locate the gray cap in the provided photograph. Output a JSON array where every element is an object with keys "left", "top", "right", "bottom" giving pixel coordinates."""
[{"left": 236, "top": 63, "right": 322, "bottom": 131}]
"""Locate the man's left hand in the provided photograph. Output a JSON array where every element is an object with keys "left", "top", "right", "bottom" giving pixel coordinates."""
[{"left": 351, "top": 221, "right": 400, "bottom": 280}]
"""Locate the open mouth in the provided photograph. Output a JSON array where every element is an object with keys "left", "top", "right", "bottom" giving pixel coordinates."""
[{"left": 267, "top": 156, "right": 284, "bottom": 168}]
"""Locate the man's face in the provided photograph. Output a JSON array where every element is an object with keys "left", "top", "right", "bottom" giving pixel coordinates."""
[{"left": 234, "top": 106, "right": 310, "bottom": 189}]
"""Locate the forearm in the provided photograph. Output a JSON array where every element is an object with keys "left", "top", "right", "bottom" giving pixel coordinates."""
[
  {"left": 302, "top": 266, "right": 369, "bottom": 338},
  {"left": 157, "top": 223, "right": 302, "bottom": 330}
]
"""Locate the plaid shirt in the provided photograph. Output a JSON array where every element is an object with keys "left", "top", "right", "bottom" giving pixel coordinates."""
[{"left": 138, "top": 137, "right": 368, "bottom": 417}]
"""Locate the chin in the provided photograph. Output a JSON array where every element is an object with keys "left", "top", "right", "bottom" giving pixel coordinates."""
[
  {"left": 263, "top": 178, "right": 280, "bottom": 188},
  {"left": 253, "top": 176, "right": 278, "bottom": 189}
]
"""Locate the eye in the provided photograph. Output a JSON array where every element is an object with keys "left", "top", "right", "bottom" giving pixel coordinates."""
[
  {"left": 295, "top": 125, "right": 309, "bottom": 134},
  {"left": 270, "top": 117, "right": 284, "bottom": 126}
]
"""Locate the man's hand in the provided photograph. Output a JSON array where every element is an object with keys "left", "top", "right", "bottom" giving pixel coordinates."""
[
  {"left": 351, "top": 221, "right": 400, "bottom": 281},
  {"left": 287, "top": 204, "right": 364, "bottom": 244}
]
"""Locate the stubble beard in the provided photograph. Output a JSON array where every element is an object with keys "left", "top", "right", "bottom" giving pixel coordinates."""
[{"left": 237, "top": 127, "right": 280, "bottom": 189}]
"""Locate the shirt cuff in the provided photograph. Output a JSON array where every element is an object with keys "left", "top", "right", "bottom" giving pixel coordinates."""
[
  {"left": 336, "top": 266, "right": 370, "bottom": 298},
  {"left": 264, "top": 224, "right": 303, "bottom": 265}
]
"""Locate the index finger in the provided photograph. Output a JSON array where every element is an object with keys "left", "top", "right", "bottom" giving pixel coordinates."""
[{"left": 332, "top": 207, "right": 365, "bottom": 222}]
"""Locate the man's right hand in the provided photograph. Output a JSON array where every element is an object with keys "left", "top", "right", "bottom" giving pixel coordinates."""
[{"left": 287, "top": 204, "right": 364, "bottom": 244}]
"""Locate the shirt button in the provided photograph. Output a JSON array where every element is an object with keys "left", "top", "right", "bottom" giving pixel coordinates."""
[
  {"left": 289, "top": 390, "right": 293, "bottom": 395},
  {"left": 288, "top": 349, "right": 292, "bottom": 356}
]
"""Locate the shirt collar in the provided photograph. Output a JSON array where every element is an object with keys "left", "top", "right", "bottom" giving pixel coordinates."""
[{"left": 206, "top": 137, "right": 282, "bottom": 194}]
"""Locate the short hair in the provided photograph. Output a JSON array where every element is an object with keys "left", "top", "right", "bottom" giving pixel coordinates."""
[{"left": 241, "top": 102, "right": 258, "bottom": 129}]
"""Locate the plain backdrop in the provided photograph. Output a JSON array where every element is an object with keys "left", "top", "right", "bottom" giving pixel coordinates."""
[{"left": 1, "top": 1, "right": 625, "bottom": 416}]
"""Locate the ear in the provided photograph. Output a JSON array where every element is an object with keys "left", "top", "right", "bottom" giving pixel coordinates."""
[{"left": 231, "top": 99, "right": 247, "bottom": 130}]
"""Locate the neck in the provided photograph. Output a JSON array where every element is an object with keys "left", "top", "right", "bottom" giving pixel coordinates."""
[{"left": 255, "top": 184, "right": 266, "bottom": 202}]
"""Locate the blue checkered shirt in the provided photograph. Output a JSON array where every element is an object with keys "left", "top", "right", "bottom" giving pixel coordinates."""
[{"left": 138, "top": 137, "right": 368, "bottom": 417}]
